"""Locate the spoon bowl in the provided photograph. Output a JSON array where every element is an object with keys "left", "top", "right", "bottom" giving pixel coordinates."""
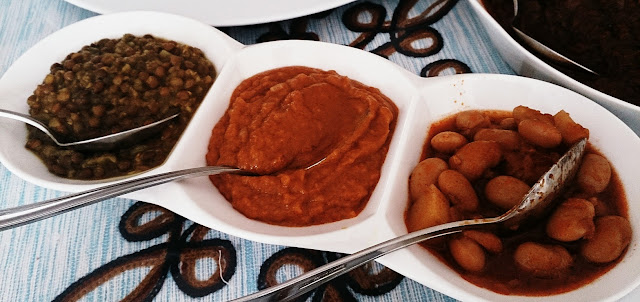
[{"left": 0, "top": 108, "right": 179, "bottom": 151}]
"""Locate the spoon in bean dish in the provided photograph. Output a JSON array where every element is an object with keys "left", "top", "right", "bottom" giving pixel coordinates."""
[
  {"left": 0, "top": 108, "right": 179, "bottom": 151},
  {"left": 230, "top": 137, "right": 588, "bottom": 302}
]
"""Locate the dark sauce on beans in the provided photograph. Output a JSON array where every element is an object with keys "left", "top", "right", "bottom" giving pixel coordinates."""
[
  {"left": 25, "top": 34, "right": 215, "bottom": 179},
  {"left": 481, "top": 0, "right": 640, "bottom": 106},
  {"left": 408, "top": 111, "right": 629, "bottom": 296}
]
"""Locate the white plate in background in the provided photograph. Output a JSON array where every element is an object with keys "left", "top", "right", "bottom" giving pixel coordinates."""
[{"left": 65, "top": 0, "right": 357, "bottom": 26}]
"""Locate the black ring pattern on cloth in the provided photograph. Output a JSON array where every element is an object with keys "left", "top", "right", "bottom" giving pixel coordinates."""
[
  {"left": 53, "top": 202, "right": 237, "bottom": 301},
  {"left": 258, "top": 248, "right": 404, "bottom": 301}
]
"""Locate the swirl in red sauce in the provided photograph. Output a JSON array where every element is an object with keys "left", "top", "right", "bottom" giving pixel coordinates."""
[{"left": 206, "top": 66, "right": 398, "bottom": 226}]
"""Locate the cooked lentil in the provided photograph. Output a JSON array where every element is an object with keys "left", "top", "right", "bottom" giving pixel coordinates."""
[{"left": 25, "top": 34, "right": 216, "bottom": 180}]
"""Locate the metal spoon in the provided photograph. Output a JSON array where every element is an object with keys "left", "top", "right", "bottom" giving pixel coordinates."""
[
  {"left": 0, "top": 108, "right": 179, "bottom": 151},
  {"left": 0, "top": 165, "right": 247, "bottom": 231},
  {"left": 0, "top": 150, "right": 330, "bottom": 231},
  {"left": 231, "top": 138, "right": 588, "bottom": 302},
  {"left": 511, "top": 0, "right": 598, "bottom": 75}
]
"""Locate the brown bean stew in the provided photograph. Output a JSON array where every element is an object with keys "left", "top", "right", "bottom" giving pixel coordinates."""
[
  {"left": 405, "top": 106, "right": 631, "bottom": 295},
  {"left": 25, "top": 34, "right": 215, "bottom": 179}
]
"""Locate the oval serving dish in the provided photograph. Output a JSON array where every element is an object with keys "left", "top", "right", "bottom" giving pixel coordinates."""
[{"left": 0, "top": 11, "right": 639, "bottom": 302}]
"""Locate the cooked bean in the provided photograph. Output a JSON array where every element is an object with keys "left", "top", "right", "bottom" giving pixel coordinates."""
[
  {"left": 406, "top": 184, "right": 451, "bottom": 232},
  {"left": 498, "top": 117, "right": 517, "bottom": 130},
  {"left": 518, "top": 119, "right": 563, "bottom": 148},
  {"left": 514, "top": 242, "right": 573, "bottom": 278},
  {"left": 455, "top": 110, "right": 490, "bottom": 135},
  {"left": 484, "top": 175, "right": 530, "bottom": 209},
  {"left": 553, "top": 110, "right": 589, "bottom": 145},
  {"left": 546, "top": 198, "right": 595, "bottom": 242},
  {"left": 588, "top": 197, "right": 612, "bottom": 217},
  {"left": 449, "top": 207, "right": 464, "bottom": 222},
  {"left": 577, "top": 153, "right": 611, "bottom": 194},
  {"left": 437, "top": 169, "right": 479, "bottom": 212},
  {"left": 449, "top": 236, "right": 486, "bottom": 272},
  {"left": 512, "top": 105, "right": 554, "bottom": 124},
  {"left": 431, "top": 131, "right": 468, "bottom": 153},
  {"left": 449, "top": 141, "right": 502, "bottom": 181},
  {"left": 462, "top": 230, "right": 503, "bottom": 253},
  {"left": 581, "top": 216, "right": 632, "bottom": 263},
  {"left": 409, "top": 157, "right": 448, "bottom": 201},
  {"left": 473, "top": 128, "right": 521, "bottom": 151}
]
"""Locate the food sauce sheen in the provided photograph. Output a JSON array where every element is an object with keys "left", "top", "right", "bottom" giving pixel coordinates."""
[
  {"left": 411, "top": 111, "right": 628, "bottom": 296},
  {"left": 206, "top": 66, "right": 398, "bottom": 226}
]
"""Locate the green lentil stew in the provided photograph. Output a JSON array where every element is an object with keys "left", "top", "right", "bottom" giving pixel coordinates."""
[{"left": 25, "top": 34, "right": 216, "bottom": 180}]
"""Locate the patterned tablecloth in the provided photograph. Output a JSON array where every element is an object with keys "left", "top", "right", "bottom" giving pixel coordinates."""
[{"left": 0, "top": 0, "right": 638, "bottom": 301}]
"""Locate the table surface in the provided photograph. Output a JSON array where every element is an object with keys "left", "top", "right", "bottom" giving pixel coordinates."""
[{"left": 1, "top": 0, "right": 638, "bottom": 301}]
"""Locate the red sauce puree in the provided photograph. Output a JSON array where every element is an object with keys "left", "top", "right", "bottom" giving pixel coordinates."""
[
  {"left": 405, "top": 107, "right": 631, "bottom": 296},
  {"left": 206, "top": 66, "right": 398, "bottom": 226}
]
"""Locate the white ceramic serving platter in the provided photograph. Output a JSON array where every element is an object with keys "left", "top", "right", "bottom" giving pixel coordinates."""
[
  {"left": 466, "top": 0, "right": 640, "bottom": 137},
  {"left": 1, "top": 11, "right": 640, "bottom": 302},
  {"left": 65, "top": 0, "right": 357, "bottom": 26}
]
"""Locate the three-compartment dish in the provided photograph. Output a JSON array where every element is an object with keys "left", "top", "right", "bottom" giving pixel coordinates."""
[{"left": 1, "top": 11, "right": 639, "bottom": 302}]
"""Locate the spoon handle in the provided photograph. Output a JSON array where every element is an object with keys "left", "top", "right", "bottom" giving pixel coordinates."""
[
  {"left": 231, "top": 217, "right": 502, "bottom": 302},
  {"left": 0, "top": 166, "right": 242, "bottom": 231}
]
